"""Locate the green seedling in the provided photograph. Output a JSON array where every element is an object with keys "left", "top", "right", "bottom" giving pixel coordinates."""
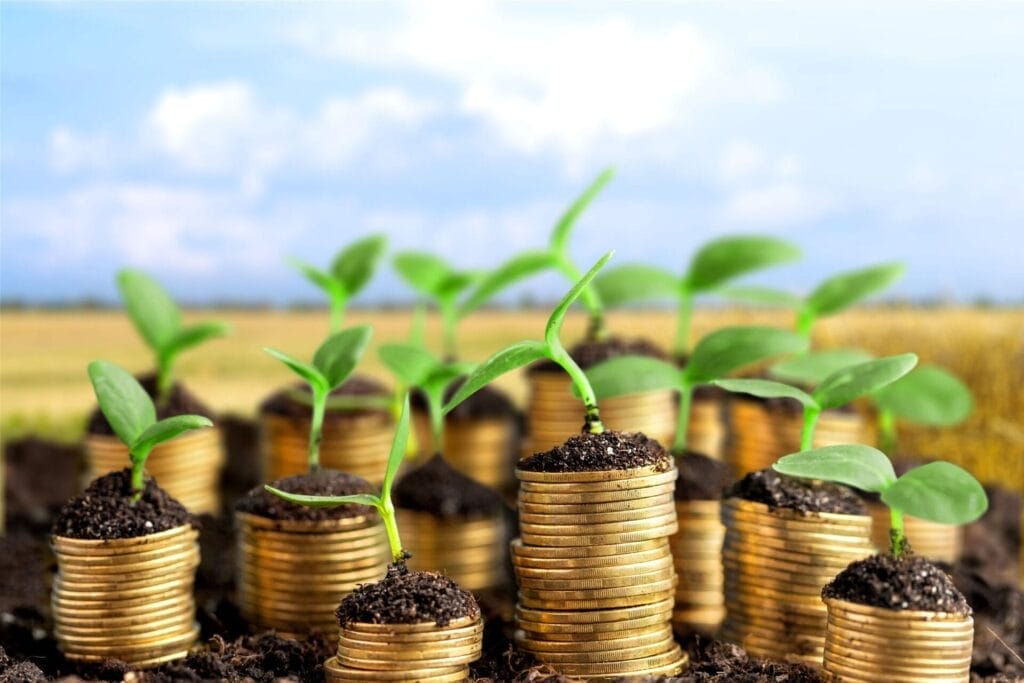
[
  {"left": 378, "top": 343, "right": 474, "bottom": 456},
  {"left": 774, "top": 445, "right": 987, "bottom": 558},
  {"left": 290, "top": 234, "right": 388, "bottom": 334},
  {"left": 88, "top": 360, "right": 213, "bottom": 498},
  {"left": 461, "top": 168, "right": 615, "bottom": 341},
  {"left": 585, "top": 327, "right": 807, "bottom": 455},
  {"left": 393, "top": 252, "right": 479, "bottom": 359},
  {"left": 264, "top": 326, "right": 373, "bottom": 470},
  {"left": 872, "top": 365, "right": 973, "bottom": 455},
  {"left": 713, "top": 353, "right": 919, "bottom": 452},
  {"left": 769, "top": 349, "right": 874, "bottom": 386},
  {"left": 593, "top": 235, "right": 801, "bottom": 356},
  {"left": 444, "top": 251, "right": 616, "bottom": 434},
  {"left": 267, "top": 395, "right": 413, "bottom": 562},
  {"left": 117, "top": 269, "right": 230, "bottom": 405}
]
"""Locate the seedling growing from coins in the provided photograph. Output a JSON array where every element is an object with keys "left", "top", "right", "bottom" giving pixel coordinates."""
[
  {"left": 263, "top": 326, "right": 373, "bottom": 470},
  {"left": 393, "top": 252, "right": 479, "bottom": 359},
  {"left": 593, "top": 235, "right": 802, "bottom": 356},
  {"left": 713, "top": 353, "right": 919, "bottom": 451},
  {"left": 116, "top": 269, "right": 230, "bottom": 405},
  {"left": 87, "top": 360, "right": 213, "bottom": 497},
  {"left": 290, "top": 234, "right": 388, "bottom": 334},
  {"left": 774, "top": 445, "right": 987, "bottom": 557},
  {"left": 871, "top": 364, "right": 973, "bottom": 456}
]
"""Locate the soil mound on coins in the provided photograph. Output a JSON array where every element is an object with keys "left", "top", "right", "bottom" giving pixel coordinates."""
[
  {"left": 728, "top": 468, "right": 866, "bottom": 516},
  {"left": 53, "top": 469, "right": 192, "bottom": 540},
  {"left": 676, "top": 451, "right": 733, "bottom": 502},
  {"left": 412, "top": 381, "right": 515, "bottom": 421},
  {"left": 823, "top": 553, "right": 970, "bottom": 615},
  {"left": 259, "top": 375, "right": 391, "bottom": 421},
  {"left": 336, "top": 562, "right": 479, "bottom": 627},
  {"left": 530, "top": 336, "right": 666, "bottom": 373},
  {"left": 393, "top": 454, "right": 505, "bottom": 519},
  {"left": 236, "top": 469, "right": 377, "bottom": 522},
  {"left": 87, "top": 375, "right": 215, "bottom": 436},
  {"left": 519, "top": 431, "right": 672, "bottom": 473}
]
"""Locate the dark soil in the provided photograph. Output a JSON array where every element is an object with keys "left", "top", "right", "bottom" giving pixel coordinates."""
[
  {"left": 259, "top": 375, "right": 390, "bottom": 420},
  {"left": 4, "top": 437, "right": 82, "bottom": 531},
  {"left": 393, "top": 454, "right": 505, "bottom": 519},
  {"left": 149, "top": 632, "right": 332, "bottom": 682},
  {"left": 87, "top": 375, "right": 215, "bottom": 435},
  {"left": 217, "top": 414, "right": 263, "bottom": 511},
  {"left": 52, "top": 469, "right": 193, "bottom": 540},
  {"left": 676, "top": 637, "right": 824, "bottom": 682},
  {"left": 530, "top": 336, "right": 666, "bottom": 373},
  {"left": 412, "top": 381, "right": 516, "bottom": 421},
  {"left": 0, "top": 646, "right": 46, "bottom": 682},
  {"left": 953, "top": 565, "right": 1024, "bottom": 682},
  {"left": 519, "top": 431, "right": 673, "bottom": 473},
  {"left": 335, "top": 562, "right": 479, "bottom": 627},
  {"left": 676, "top": 452, "right": 733, "bottom": 502},
  {"left": 235, "top": 470, "right": 377, "bottom": 522},
  {"left": 823, "top": 553, "right": 970, "bottom": 614},
  {"left": 727, "top": 468, "right": 867, "bottom": 516}
]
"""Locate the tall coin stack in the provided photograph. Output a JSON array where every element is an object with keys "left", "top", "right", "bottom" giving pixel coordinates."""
[
  {"left": 670, "top": 498, "right": 726, "bottom": 634},
  {"left": 398, "top": 510, "right": 508, "bottom": 591},
  {"left": 685, "top": 393, "right": 726, "bottom": 460},
  {"left": 263, "top": 412, "right": 394, "bottom": 483},
  {"left": 512, "top": 464, "right": 688, "bottom": 680}
]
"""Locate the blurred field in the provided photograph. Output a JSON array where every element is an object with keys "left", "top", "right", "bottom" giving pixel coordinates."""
[{"left": 1, "top": 307, "right": 1022, "bottom": 487}]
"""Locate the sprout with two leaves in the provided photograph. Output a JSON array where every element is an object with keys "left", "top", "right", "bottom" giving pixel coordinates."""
[
  {"left": 593, "top": 235, "right": 802, "bottom": 357},
  {"left": 88, "top": 360, "right": 213, "bottom": 498},
  {"left": 393, "top": 253, "right": 480, "bottom": 360},
  {"left": 773, "top": 445, "right": 987, "bottom": 558},
  {"left": 116, "top": 269, "right": 230, "bottom": 406}
]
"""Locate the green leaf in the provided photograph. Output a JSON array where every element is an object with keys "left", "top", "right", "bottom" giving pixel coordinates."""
[
  {"left": 443, "top": 340, "right": 548, "bottom": 414},
  {"left": 312, "top": 325, "right": 373, "bottom": 389},
  {"left": 881, "top": 462, "right": 988, "bottom": 525},
  {"left": 871, "top": 365, "right": 974, "bottom": 426},
  {"left": 544, "top": 251, "right": 614, "bottom": 349},
  {"left": 814, "top": 353, "right": 918, "bottom": 410},
  {"left": 683, "top": 326, "right": 809, "bottom": 385},
  {"left": 549, "top": 167, "right": 615, "bottom": 255},
  {"left": 408, "top": 304, "right": 427, "bottom": 346},
  {"left": 460, "top": 250, "right": 557, "bottom": 316},
  {"left": 331, "top": 234, "right": 388, "bottom": 297},
  {"left": 88, "top": 360, "right": 156, "bottom": 446},
  {"left": 393, "top": 252, "right": 451, "bottom": 299},
  {"left": 117, "top": 269, "right": 181, "bottom": 351},
  {"left": 592, "top": 264, "right": 680, "bottom": 307},
  {"left": 586, "top": 356, "right": 682, "bottom": 399},
  {"left": 131, "top": 414, "right": 213, "bottom": 457},
  {"left": 288, "top": 258, "right": 345, "bottom": 302},
  {"left": 773, "top": 444, "right": 897, "bottom": 494},
  {"left": 770, "top": 349, "right": 874, "bottom": 386},
  {"left": 717, "top": 286, "right": 803, "bottom": 310},
  {"left": 686, "top": 235, "right": 802, "bottom": 292},
  {"left": 378, "top": 343, "right": 438, "bottom": 387},
  {"left": 436, "top": 271, "right": 478, "bottom": 302},
  {"left": 805, "top": 262, "right": 905, "bottom": 317},
  {"left": 264, "top": 487, "right": 381, "bottom": 509},
  {"left": 162, "top": 321, "right": 231, "bottom": 361},
  {"left": 382, "top": 394, "right": 411, "bottom": 498},
  {"left": 264, "top": 347, "right": 328, "bottom": 393},
  {"left": 425, "top": 362, "right": 475, "bottom": 391},
  {"left": 711, "top": 378, "right": 816, "bottom": 409}
]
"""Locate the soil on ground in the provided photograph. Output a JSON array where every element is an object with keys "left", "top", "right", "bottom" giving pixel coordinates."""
[
  {"left": 259, "top": 375, "right": 391, "bottom": 420},
  {"left": 519, "top": 431, "right": 673, "bottom": 473},
  {"left": 52, "top": 469, "right": 193, "bottom": 540},
  {"left": 823, "top": 553, "right": 970, "bottom": 614},
  {"left": 235, "top": 470, "right": 377, "bottom": 522},
  {"left": 4, "top": 437, "right": 82, "bottom": 531},
  {"left": 87, "top": 375, "right": 215, "bottom": 435},
  {"left": 393, "top": 454, "right": 505, "bottom": 519},
  {"left": 728, "top": 468, "right": 866, "bottom": 516},
  {"left": 335, "top": 562, "right": 479, "bottom": 627},
  {"left": 530, "top": 336, "right": 666, "bottom": 373},
  {"left": 676, "top": 451, "right": 733, "bottom": 502},
  {"left": 412, "top": 381, "right": 516, "bottom": 421}
]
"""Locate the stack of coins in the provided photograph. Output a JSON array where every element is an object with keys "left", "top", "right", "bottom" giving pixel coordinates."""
[
  {"left": 413, "top": 413, "right": 517, "bottom": 489},
  {"left": 324, "top": 615, "right": 483, "bottom": 682},
  {"left": 262, "top": 412, "right": 394, "bottom": 483},
  {"left": 868, "top": 504, "right": 963, "bottom": 563},
  {"left": 398, "top": 510, "right": 508, "bottom": 591},
  {"left": 525, "top": 373, "right": 676, "bottom": 455},
  {"left": 720, "top": 498, "right": 874, "bottom": 664},
  {"left": 512, "top": 465, "right": 688, "bottom": 679},
  {"left": 236, "top": 512, "right": 390, "bottom": 638},
  {"left": 670, "top": 499, "right": 726, "bottom": 634},
  {"left": 823, "top": 597, "right": 973, "bottom": 682},
  {"left": 85, "top": 429, "right": 224, "bottom": 514},
  {"left": 51, "top": 524, "right": 200, "bottom": 667},
  {"left": 686, "top": 395, "right": 726, "bottom": 461}
]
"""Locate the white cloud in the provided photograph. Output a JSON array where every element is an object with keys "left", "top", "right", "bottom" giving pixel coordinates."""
[
  {"left": 718, "top": 141, "right": 765, "bottom": 182},
  {"left": 49, "top": 126, "right": 113, "bottom": 174},
  {"left": 721, "top": 183, "right": 832, "bottom": 227}
]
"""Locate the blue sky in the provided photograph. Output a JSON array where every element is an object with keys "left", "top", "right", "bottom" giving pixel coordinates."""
[{"left": 2, "top": 1, "right": 1023, "bottom": 304}]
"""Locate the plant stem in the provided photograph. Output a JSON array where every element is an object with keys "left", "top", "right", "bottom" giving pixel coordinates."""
[
  {"left": 156, "top": 356, "right": 173, "bottom": 408},
  {"left": 674, "top": 291, "right": 693, "bottom": 358},
  {"left": 550, "top": 346, "right": 604, "bottom": 434},
  {"left": 878, "top": 408, "right": 897, "bottom": 455},
  {"left": 329, "top": 297, "right": 345, "bottom": 334},
  {"left": 441, "top": 303, "right": 458, "bottom": 360},
  {"left": 889, "top": 507, "right": 907, "bottom": 558},
  {"left": 796, "top": 308, "right": 815, "bottom": 341},
  {"left": 557, "top": 256, "right": 606, "bottom": 342},
  {"left": 672, "top": 384, "right": 693, "bottom": 454},
  {"left": 800, "top": 406, "right": 821, "bottom": 452},
  {"left": 378, "top": 496, "right": 404, "bottom": 563},
  {"left": 427, "top": 389, "right": 445, "bottom": 456},
  {"left": 129, "top": 448, "right": 151, "bottom": 502},
  {"left": 308, "top": 386, "right": 327, "bottom": 471}
]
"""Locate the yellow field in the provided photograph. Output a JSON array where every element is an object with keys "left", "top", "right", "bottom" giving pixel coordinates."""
[{"left": 1, "top": 307, "right": 1022, "bottom": 487}]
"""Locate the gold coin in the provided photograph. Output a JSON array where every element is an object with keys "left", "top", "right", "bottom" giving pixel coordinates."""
[
  {"left": 337, "top": 633, "right": 482, "bottom": 652},
  {"left": 518, "top": 611, "right": 668, "bottom": 638},
  {"left": 514, "top": 624, "right": 673, "bottom": 653},
  {"left": 513, "top": 554, "right": 673, "bottom": 580},
  {"left": 515, "top": 464, "right": 675, "bottom": 484},
  {"left": 529, "top": 639, "right": 682, "bottom": 672},
  {"left": 344, "top": 616, "right": 481, "bottom": 634},
  {"left": 518, "top": 495, "right": 675, "bottom": 515},
  {"left": 522, "top": 631, "right": 676, "bottom": 663},
  {"left": 339, "top": 622, "right": 483, "bottom": 643},
  {"left": 510, "top": 537, "right": 668, "bottom": 560},
  {"left": 512, "top": 546, "right": 671, "bottom": 571},
  {"left": 516, "top": 596, "right": 674, "bottom": 625},
  {"left": 517, "top": 566, "right": 675, "bottom": 592},
  {"left": 337, "top": 651, "right": 478, "bottom": 671},
  {"left": 826, "top": 612, "right": 974, "bottom": 637},
  {"left": 518, "top": 585, "right": 676, "bottom": 611},
  {"left": 519, "top": 469, "right": 677, "bottom": 492},
  {"left": 323, "top": 657, "right": 467, "bottom": 682},
  {"left": 519, "top": 511, "right": 679, "bottom": 537},
  {"left": 521, "top": 524, "right": 677, "bottom": 547},
  {"left": 825, "top": 619, "right": 974, "bottom": 650},
  {"left": 823, "top": 644, "right": 970, "bottom": 673},
  {"left": 518, "top": 501, "right": 676, "bottom": 525},
  {"left": 337, "top": 641, "right": 481, "bottom": 662},
  {"left": 518, "top": 482, "right": 676, "bottom": 505},
  {"left": 58, "top": 624, "right": 199, "bottom": 655},
  {"left": 519, "top": 575, "right": 676, "bottom": 601}
]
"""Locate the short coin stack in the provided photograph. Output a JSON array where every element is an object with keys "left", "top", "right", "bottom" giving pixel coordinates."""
[
  {"left": 670, "top": 498, "right": 726, "bottom": 634},
  {"left": 513, "top": 464, "right": 688, "bottom": 680},
  {"left": 263, "top": 412, "right": 394, "bottom": 483},
  {"left": 721, "top": 498, "right": 874, "bottom": 664},
  {"left": 685, "top": 394, "right": 726, "bottom": 461},
  {"left": 85, "top": 430, "right": 224, "bottom": 514},
  {"left": 869, "top": 504, "right": 963, "bottom": 563},
  {"left": 398, "top": 510, "right": 508, "bottom": 591},
  {"left": 236, "top": 512, "right": 390, "bottom": 637},
  {"left": 51, "top": 524, "right": 200, "bottom": 668},
  {"left": 324, "top": 615, "right": 484, "bottom": 682}
]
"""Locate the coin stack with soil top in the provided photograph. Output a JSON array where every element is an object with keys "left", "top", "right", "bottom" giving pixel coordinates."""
[
  {"left": 393, "top": 454, "right": 509, "bottom": 591},
  {"left": 324, "top": 562, "right": 484, "bottom": 682},
  {"left": 684, "top": 385, "right": 727, "bottom": 461},
  {"left": 720, "top": 469, "right": 875, "bottom": 664},
  {"left": 50, "top": 470, "right": 200, "bottom": 667},
  {"left": 260, "top": 377, "right": 395, "bottom": 483},
  {"left": 234, "top": 470, "right": 390, "bottom": 638},
  {"left": 525, "top": 339, "right": 677, "bottom": 455},
  {"left": 512, "top": 431, "right": 688, "bottom": 680}
]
